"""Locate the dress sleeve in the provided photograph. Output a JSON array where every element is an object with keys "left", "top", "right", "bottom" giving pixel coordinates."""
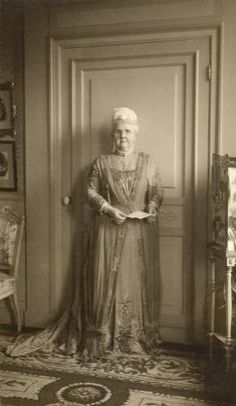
[
  {"left": 87, "top": 157, "right": 109, "bottom": 214},
  {"left": 146, "top": 155, "right": 164, "bottom": 210}
]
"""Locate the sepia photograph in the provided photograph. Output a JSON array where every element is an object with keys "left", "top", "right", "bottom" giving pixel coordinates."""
[
  {"left": 0, "top": 1, "right": 236, "bottom": 405},
  {"left": 0, "top": 82, "right": 16, "bottom": 137},
  {"left": 0, "top": 141, "right": 17, "bottom": 191}
]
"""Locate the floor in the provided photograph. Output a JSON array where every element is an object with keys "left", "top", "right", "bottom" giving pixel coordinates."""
[{"left": 0, "top": 327, "right": 235, "bottom": 406}]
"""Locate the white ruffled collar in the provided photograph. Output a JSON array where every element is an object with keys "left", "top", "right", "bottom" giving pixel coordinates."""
[{"left": 114, "top": 148, "right": 135, "bottom": 157}]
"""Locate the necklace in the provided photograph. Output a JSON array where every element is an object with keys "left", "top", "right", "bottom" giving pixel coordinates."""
[
  {"left": 115, "top": 147, "right": 134, "bottom": 157},
  {"left": 113, "top": 150, "right": 137, "bottom": 171}
]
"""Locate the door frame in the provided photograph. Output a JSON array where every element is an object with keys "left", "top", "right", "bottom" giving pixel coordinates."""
[{"left": 49, "top": 26, "right": 222, "bottom": 343}]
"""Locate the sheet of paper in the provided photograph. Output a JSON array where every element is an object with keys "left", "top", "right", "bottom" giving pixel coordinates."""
[{"left": 126, "top": 210, "right": 152, "bottom": 219}]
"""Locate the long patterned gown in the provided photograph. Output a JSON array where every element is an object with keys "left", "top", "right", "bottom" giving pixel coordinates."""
[{"left": 6, "top": 151, "right": 163, "bottom": 357}]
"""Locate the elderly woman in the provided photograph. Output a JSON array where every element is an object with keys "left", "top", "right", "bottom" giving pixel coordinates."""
[
  {"left": 7, "top": 107, "right": 163, "bottom": 358},
  {"left": 83, "top": 107, "right": 164, "bottom": 356}
]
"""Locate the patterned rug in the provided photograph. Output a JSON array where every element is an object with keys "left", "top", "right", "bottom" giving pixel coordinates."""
[{"left": 0, "top": 333, "right": 235, "bottom": 406}]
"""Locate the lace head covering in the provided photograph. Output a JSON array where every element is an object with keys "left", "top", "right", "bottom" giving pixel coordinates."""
[{"left": 112, "top": 107, "right": 138, "bottom": 125}]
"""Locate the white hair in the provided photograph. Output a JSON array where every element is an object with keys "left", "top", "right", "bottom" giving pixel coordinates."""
[{"left": 112, "top": 107, "right": 139, "bottom": 133}]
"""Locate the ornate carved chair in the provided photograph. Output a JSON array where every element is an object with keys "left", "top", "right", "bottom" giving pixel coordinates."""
[{"left": 0, "top": 207, "right": 25, "bottom": 332}]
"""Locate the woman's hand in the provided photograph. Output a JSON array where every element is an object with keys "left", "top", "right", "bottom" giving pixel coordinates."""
[
  {"left": 146, "top": 204, "right": 158, "bottom": 223},
  {"left": 103, "top": 205, "right": 126, "bottom": 225}
]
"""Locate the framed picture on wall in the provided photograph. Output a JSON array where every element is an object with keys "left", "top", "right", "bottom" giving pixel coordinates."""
[
  {"left": 0, "top": 82, "right": 16, "bottom": 137},
  {"left": 0, "top": 141, "right": 17, "bottom": 191}
]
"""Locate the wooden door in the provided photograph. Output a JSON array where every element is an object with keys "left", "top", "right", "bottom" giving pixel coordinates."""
[{"left": 50, "top": 31, "right": 215, "bottom": 343}]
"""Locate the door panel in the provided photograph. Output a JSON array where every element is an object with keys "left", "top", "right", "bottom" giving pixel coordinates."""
[{"left": 51, "top": 33, "right": 211, "bottom": 343}]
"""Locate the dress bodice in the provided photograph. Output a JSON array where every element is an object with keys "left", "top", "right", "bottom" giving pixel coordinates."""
[
  {"left": 87, "top": 152, "right": 164, "bottom": 214},
  {"left": 111, "top": 169, "right": 136, "bottom": 196},
  {"left": 107, "top": 151, "right": 139, "bottom": 171}
]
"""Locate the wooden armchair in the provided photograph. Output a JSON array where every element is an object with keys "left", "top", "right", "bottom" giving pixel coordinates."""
[{"left": 0, "top": 207, "right": 25, "bottom": 332}]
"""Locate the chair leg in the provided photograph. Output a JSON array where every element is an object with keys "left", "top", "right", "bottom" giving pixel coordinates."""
[{"left": 11, "top": 290, "right": 21, "bottom": 333}]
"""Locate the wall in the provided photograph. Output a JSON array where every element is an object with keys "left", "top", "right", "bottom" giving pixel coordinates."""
[
  {"left": 24, "top": 0, "right": 51, "bottom": 326},
  {"left": 44, "top": 0, "right": 236, "bottom": 153},
  {"left": 46, "top": 0, "right": 236, "bottom": 155},
  {"left": 0, "top": 0, "right": 25, "bottom": 324},
  {"left": 221, "top": 0, "right": 236, "bottom": 155}
]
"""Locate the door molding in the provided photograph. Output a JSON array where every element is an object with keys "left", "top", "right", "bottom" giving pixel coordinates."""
[{"left": 49, "top": 26, "right": 222, "bottom": 341}]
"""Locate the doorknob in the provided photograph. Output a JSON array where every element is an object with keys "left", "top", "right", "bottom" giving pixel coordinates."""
[{"left": 62, "top": 196, "right": 71, "bottom": 206}]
